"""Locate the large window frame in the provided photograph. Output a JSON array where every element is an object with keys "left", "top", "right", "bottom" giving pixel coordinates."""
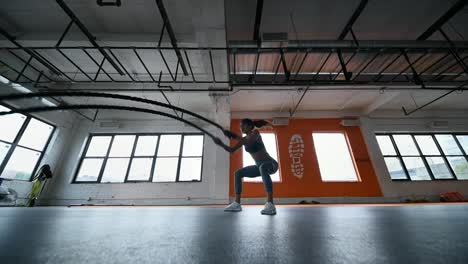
[
  {"left": 0, "top": 103, "right": 56, "bottom": 182},
  {"left": 376, "top": 133, "right": 468, "bottom": 181},
  {"left": 311, "top": 132, "right": 360, "bottom": 182},
  {"left": 73, "top": 133, "right": 205, "bottom": 184}
]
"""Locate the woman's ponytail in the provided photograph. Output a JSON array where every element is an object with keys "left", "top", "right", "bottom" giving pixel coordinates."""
[{"left": 253, "top": 119, "right": 271, "bottom": 128}]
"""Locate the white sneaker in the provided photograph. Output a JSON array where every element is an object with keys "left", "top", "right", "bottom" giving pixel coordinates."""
[
  {"left": 224, "top": 202, "right": 242, "bottom": 212},
  {"left": 261, "top": 202, "right": 276, "bottom": 215}
]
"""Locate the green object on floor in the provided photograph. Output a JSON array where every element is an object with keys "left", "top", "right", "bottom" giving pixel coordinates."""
[{"left": 27, "top": 165, "right": 53, "bottom": 207}]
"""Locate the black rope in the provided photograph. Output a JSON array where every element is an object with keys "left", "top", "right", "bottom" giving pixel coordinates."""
[
  {"left": 0, "top": 91, "right": 239, "bottom": 139},
  {"left": 0, "top": 104, "right": 232, "bottom": 150}
]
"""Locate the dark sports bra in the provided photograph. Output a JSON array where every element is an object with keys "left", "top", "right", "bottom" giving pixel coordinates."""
[{"left": 244, "top": 133, "right": 265, "bottom": 153}]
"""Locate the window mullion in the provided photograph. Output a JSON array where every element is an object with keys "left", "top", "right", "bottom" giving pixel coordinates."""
[
  {"left": 97, "top": 136, "right": 115, "bottom": 183},
  {"left": 149, "top": 135, "right": 161, "bottom": 183},
  {"left": 432, "top": 134, "right": 458, "bottom": 180},
  {"left": 411, "top": 134, "right": 435, "bottom": 180},
  {"left": 175, "top": 135, "right": 185, "bottom": 182},
  {"left": 388, "top": 134, "right": 410, "bottom": 180},
  {"left": 452, "top": 135, "right": 468, "bottom": 166},
  {"left": 124, "top": 135, "right": 139, "bottom": 182}
]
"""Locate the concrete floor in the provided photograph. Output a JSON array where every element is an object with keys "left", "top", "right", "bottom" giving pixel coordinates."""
[{"left": 1, "top": 204, "right": 468, "bottom": 264}]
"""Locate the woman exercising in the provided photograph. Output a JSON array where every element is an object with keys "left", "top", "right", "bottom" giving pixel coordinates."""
[{"left": 215, "top": 119, "right": 279, "bottom": 215}]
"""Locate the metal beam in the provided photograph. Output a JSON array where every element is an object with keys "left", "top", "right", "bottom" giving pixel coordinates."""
[
  {"left": 337, "top": 49, "right": 351, "bottom": 81},
  {"left": 154, "top": 0, "right": 188, "bottom": 75},
  {"left": 183, "top": 50, "right": 196, "bottom": 82},
  {"left": 417, "top": 0, "right": 468, "bottom": 40},
  {"left": 6, "top": 50, "right": 53, "bottom": 81},
  {"left": 107, "top": 49, "right": 136, "bottom": 82},
  {"left": 55, "top": 0, "right": 125, "bottom": 75},
  {"left": 338, "top": 0, "right": 369, "bottom": 40},
  {"left": 402, "top": 81, "right": 468, "bottom": 115},
  {"left": 56, "top": 49, "right": 93, "bottom": 81},
  {"left": 439, "top": 28, "right": 468, "bottom": 75},
  {"left": 14, "top": 56, "right": 33, "bottom": 82},
  {"left": 82, "top": 49, "right": 114, "bottom": 81},
  {"left": 0, "top": 58, "right": 35, "bottom": 82},
  {"left": 0, "top": 26, "right": 62, "bottom": 76},
  {"left": 133, "top": 48, "right": 156, "bottom": 82},
  {"left": 253, "top": 0, "right": 264, "bottom": 46},
  {"left": 402, "top": 50, "right": 425, "bottom": 87},
  {"left": 56, "top": 20, "right": 74, "bottom": 47}
]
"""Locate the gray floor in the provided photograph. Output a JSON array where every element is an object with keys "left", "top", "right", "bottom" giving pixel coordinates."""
[{"left": 1, "top": 204, "right": 468, "bottom": 264}]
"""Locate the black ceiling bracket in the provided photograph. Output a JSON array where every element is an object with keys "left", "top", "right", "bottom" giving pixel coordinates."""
[
  {"left": 402, "top": 50, "right": 425, "bottom": 88},
  {"left": 337, "top": 49, "right": 352, "bottom": 81},
  {"left": 56, "top": 0, "right": 125, "bottom": 75},
  {"left": 253, "top": 0, "right": 264, "bottom": 47},
  {"left": 0, "top": 26, "right": 62, "bottom": 76},
  {"left": 154, "top": 0, "right": 188, "bottom": 75}
]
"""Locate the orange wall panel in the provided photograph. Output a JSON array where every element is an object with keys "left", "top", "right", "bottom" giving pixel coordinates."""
[{"left": 229, "top": 119, "right": 383, "bottom": 198}]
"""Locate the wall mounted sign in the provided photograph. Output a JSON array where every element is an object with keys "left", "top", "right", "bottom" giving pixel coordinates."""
[{"left": 289, "top": 134, "right": 304, "bottom": 179}]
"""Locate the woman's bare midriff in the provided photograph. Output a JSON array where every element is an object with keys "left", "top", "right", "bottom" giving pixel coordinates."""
[{"left": 250, "top": 148, "right": 272, "bottom": 162}]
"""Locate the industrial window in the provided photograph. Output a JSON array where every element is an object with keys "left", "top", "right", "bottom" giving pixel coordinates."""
[
  {"left": 312, "top": 133, "right": 359, "bottom": 182},
  {"left": 242, "top": 133, "right": 280, "bottom": 182},
  {"left": 74, "top": 133, "right": 204, "bottom": 183},
  {"left": 376, "top": 133, "right": 468, "bottom": 181},
  {"left": 0, "top": 105, "right": 55, "bottom": 181}
]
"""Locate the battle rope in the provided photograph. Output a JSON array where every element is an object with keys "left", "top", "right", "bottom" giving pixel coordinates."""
[
  {"left": 0, "top": 91, "right": 239, "bottom": 139},
  {"left": 0, "top": 104, "right": 232, "bottom": 150}
]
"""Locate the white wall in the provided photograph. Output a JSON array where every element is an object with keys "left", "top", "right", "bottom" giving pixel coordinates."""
[
  {"left": 360, "top": 116, "right": 468, "bottom": 200},
  {"left": 40, "top": 96, "right": 232, "bottom": 206},
  {"left": 1, "top": 84, "right": 80, "bottom": 205}
]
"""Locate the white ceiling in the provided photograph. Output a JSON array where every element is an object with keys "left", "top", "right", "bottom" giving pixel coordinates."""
[
  {"left": 1, "top": 0, "right": 468, "bottom": 116},
  {"left": 225, "top": 0, "right": 468, "bottom": 41},
  {"left": 230, "top": 89, "right": 468, "bottom": 114}
]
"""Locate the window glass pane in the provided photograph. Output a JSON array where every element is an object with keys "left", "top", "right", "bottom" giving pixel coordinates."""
[
  {"left": 435, "top": 135, "right": 462, "bottom": 155},
  {"left": 312, "top": 133, "right": 358, "bottom": 182},
  {"left": 455, "top": 135, "right": 468, "bottom": 154},
  {"left": 426, "top": 157, "right": 453, "bottom": 179},
  {"left": 134, "top": 136, "right": 158, "bottom": 156},
  {"left": 101, "top": 158, "right": 130, "bottom": 183},
  {"left": 393, "top": 135, "right": 419, "bottom": 155},
  {"left": 182, "top": 135, "right": 204, "bottom": 156},
  {"left": 446, "top": 157, "right": 468, "bottom": 180},
  {"left": 376, "top": 135, "right": 396, "bottom": 155},
  {"left": 127, "top": 158, "right": 153, "bottom": 181},
  {"left": 402, "top": 157, "right": 431, "bottom": 181},
  {"left": 414, "top": 136, "right": 440, "bottom": 155},
  {"left": 85, "top": 136, "right": 112, "bottom": 157},
  {"left": 1, "top": 147, "right": 41, "bottom": 180},
  {"left": 109, "top": 135, "right": 135, "bottom": 157},
  {"left": 0, "top": 142, "right": 11, "bottom": 165},
  {"left": 243, "top": 133, "right": 280, "bottom": 182},
  {"left": 157, "top": 135, "right": 181, "bottom": 156},
  {"left": 18, "top": 118, "right": 54, "bottom": 151},
  {"left": 179, "top": 158, "right": 202, "bottom": 181},
  {"left": 0, "top": 105, "right": 27, "bottom": 143},
  {"left": 383, "top": 157, "right": 407, "bottom": 180},
  {"left": 76, "top": 158, "right": 103, "bottom": 182},
  {"left": 153, "top": 157, "right": 178, "bottom": 182}
]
